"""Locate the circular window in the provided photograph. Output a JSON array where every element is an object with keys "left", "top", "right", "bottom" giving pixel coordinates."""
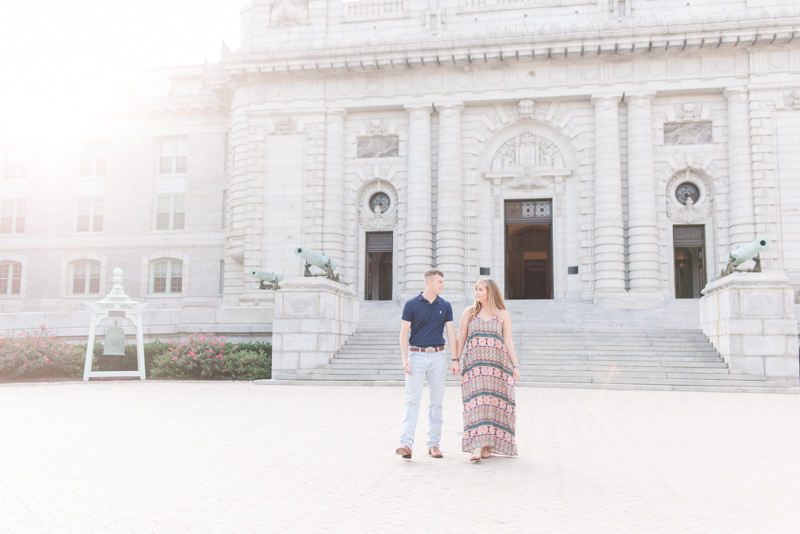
[
  {"left": 369, "top": 192, "right": 391, "bottom": 214},
  {"left": 676, "top": 182, "right": 700, "bottom": 205}
]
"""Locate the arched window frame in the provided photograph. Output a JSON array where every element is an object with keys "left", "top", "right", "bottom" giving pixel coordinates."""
[
  {"left": 141, "top": 250, "right": 189, "bottom": 298},
  {"left": 59, "top": 253, "right": 107, "bottom": 298},
  {"left": 0, "top": 253, "right": 26, "bottom": 298}
]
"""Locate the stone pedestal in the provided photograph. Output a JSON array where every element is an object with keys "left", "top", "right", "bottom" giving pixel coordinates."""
[
  {"left": 272, "top": 278, "right": 359, "bottom": 379},
  {"left": 700, "top": 272, "right": 799, "bottom": 382}
]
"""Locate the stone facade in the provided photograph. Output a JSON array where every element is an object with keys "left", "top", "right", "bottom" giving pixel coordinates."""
[{"left": 3, "top": 1, "right": 800, "bottom": 339}]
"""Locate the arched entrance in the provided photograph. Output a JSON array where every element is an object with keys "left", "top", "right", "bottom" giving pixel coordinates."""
[{"left": 505, "top": 200, "right": 553, "bottom": 299}]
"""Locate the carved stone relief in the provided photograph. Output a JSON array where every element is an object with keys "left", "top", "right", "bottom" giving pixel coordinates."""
[
  {"left": 516, "top": 99, "right": 536, "bottom": 119},
  {"left": 358, "top": 180, "right": 399, "bottom": 231},
  {"left": 664, "top": 122, "right": 713, "bottom": 145},
  {"left": 274, "top": 117, "right": 298, "bottom": 134},
  {"left": 357, "top": 136, "right": 400, "bottom": 158},
  {"left": 784, "top": 90, "right": 800, "bottom": 109},
  {"left": 485, "top": 132, "right": 569, "bottom": 191},
  {"left": 675, "top": 103, "right": 701, "bottom": 121}
]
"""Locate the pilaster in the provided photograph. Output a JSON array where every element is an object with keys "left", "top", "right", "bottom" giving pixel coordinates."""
[
  {"left": 322, "top": 109, "right": 348, "bottom": 275},
  {"left": 435, "top": 103, "right": 465, "bottom": 302},
  {"left": 403, "top": 104, "right": 434, "bottom": 296},
  {"left": 723, "top": 88, "right": 757, "bottom": 249}
]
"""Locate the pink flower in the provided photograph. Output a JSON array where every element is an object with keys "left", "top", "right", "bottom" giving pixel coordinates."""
[
  {"left": 23, "top": 364, "right": 27, "bottom": 367},
  {"left": 17, "top": 333, "right": 23, "bottom": 336},
  {"left": 188, "top": 351, "right": 195, "bottom": 356},
  {"left": 179, "top": 342, "right": 184, "bottom": 346},
  {"left": 199, "top": 335, "right": 206, "bottom": 341},
  {"left": 193, "top": 356, "right": 197, "bottom": 360},
  {"left": 215, "top": 354, "right": 222, "bottom": 358},
  {"left": 171, "top": 356, "right": 177, "bottom": 361}
]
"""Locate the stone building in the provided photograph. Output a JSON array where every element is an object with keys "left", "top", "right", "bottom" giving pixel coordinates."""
[{"left": 3, "top": 0, "right": 800, "bottom": 340}]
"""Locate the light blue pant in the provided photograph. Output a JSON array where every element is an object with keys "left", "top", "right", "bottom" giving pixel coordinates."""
[{"left": 399, "top": 350, "right": 447, "bottom": 451}]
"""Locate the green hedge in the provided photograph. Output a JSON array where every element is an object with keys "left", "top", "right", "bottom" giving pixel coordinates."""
[{"left": 0, "top": 329, "right": 271, "bottom": 381}]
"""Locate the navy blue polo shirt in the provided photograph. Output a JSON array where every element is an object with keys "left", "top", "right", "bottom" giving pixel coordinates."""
[{"left": 401, "top": 293, "right": 453, "bottom": 347}]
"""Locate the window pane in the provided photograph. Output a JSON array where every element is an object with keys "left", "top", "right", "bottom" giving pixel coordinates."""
[
  {"left": 170, "top": 262, "right": 182, "bottom": 293},
  {"left": 175, "top": 156, "right": 187, "bottom": 173},
  {"left": 173, "top": 196, "right": 185, "bottom": 230},
  {"left": 1, "top": 201, "right": 12, "bottom": 233},
  {"left": 161, "top": 141, "right": 174, "bottom": 157},
  {"left": 157, "top": 196, "right": 171, "bottom": 213},
  {"left": 0, "top": 264, "right": 8, "bottom": 295},
  {"left": 76, "top": 216, "right": 90, "bottom": 232},
  {"left": 153, "top": 262, "right": 167, "bottom": 293},
  {"left": 159, "top": 157, "right": 172, "bottom": 174},
  {"left": 78, "top": 199, "right": 91, "bottom": 215},
  {"left": 95, "top": 159, "right": 106, "bottom": 176},
  {"left": 18, "top": 163, "right": 27, "bottom": 180},
  {"left": 4, "top": 164, "right": 14, "bottom": 180},
  {"left": 10, "top": 263, "right": 21, "bottom": 295},
  {"left": 93, "top": 199, "right": 104, "bottom": 231},
  {"left": 176, "top": 140, "right": 188, "bottom": 157},
  {"left": 73, "top": 263, "right": 87, "bottom": 294},
  {"left": 89, "top": 263, "right": 100, "bottom": 293},
  {"left": 156, "top": 213, "right": 170, "bottom": 230},
  {"left": 80, "top": 160, "right": 93, "bottom": 176}
]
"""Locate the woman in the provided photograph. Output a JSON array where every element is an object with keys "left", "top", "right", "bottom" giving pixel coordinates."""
[{"left": 453, "top": 278, "right": 520, "bottom": 461}]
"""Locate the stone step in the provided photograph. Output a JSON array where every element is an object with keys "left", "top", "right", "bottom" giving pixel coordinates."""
[
  {"left": 275, "top": 373, "right": 792, "bottom": 389},
  {"left": 333, "top": 354, "right": 724, "bottom": 363},
  {"left": 324, "top": 363, "right": 730, "bottom": 373},
  {"left": 312, "top": 369, "right": 749, "bottom": 380},
  {"left": 337, "top": 349, "right": 719, "bottom": 357},
  {"left": 328, "top": 360, "right": 729, "bottom": 369},
  {"left": 342, "top": 340, "right": 717, "bottom": 349}
]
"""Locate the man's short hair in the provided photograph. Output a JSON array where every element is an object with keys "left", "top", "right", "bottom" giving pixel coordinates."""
[{"left": 424, "top": 269, "right": 444, "bottom": 280}]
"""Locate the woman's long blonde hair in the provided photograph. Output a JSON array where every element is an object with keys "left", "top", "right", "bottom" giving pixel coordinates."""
[{"left": 468, "top": 278, "right": 507, "bottom": 320}]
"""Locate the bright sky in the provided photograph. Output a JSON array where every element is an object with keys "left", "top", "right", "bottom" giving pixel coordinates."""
[{"left": 0, "top": 0, "right": 241, "bottom": 139}]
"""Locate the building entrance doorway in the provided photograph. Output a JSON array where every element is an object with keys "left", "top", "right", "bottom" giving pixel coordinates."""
[
  {"left": 673, "top": 225, "right": 705, "bottom": 299},
  {"left": 365, "top": 232, "right": 393, "bottom": 300},
  {"left": 504, "top": 200, "right": 553, "bottom": 300}
]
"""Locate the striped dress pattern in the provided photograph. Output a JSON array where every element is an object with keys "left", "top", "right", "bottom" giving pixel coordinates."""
[{"left": 461, "top": 315, "right": 518, "bottom": 456}]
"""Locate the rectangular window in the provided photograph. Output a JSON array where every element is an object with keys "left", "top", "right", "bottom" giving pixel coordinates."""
[
  {"left": 1, "top": 200, "right": 25, "bottom": 234},
  {"left": 151, "top": 260, "right": 182, "bottom": 294},
  {"left": 159, "top": 138, "right": 189, "bottom": 174},
  {"left": 170, "top": 262, "right": 183, "bottom": 293},
  {"left": 73, "top": 263, "right": 87, "bottom": 294},
  {"left": 221, "top": 190, "right": 227, "bottom": 229},
  {"left": 153, "top": 261, "right": 168, "bottom": 293},
  {"left": 3, "top": 146, "right": 29, "bottom": 180},
  {"left": 76, "top": 197, "right": 103, "bottom": 232},
  {"left": 80, "top": 140, "right": 107, "bottom": 177},
  {"left": 155, "top": 195, "right": 185, "bottom": 231},
  {"left": 219, "top": 260, "right": 225, "bottom": 294}
]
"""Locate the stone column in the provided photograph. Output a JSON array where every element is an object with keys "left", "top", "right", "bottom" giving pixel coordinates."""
[
  {"left": 724, "top": 88, "right": 756, "bottom": 249},
  {"left": 626, "top": 94, "right": 664, "bottom": 306},
  {"left": 403, "top": 104, "right": 434, "bottom": 297},
  {"left": 436, "top": 103, "right": 465, "bottom": 303},
  {"left": 591, "top": 95, "right": 627, "bottom": 304},
  {"left": 322, "top": 109, "right": 347, "bottom": 269}
]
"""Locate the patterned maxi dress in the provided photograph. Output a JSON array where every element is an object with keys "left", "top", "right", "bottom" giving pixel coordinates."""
[{"left": 461, "top": 315, "right": 518, "bottom": 456}]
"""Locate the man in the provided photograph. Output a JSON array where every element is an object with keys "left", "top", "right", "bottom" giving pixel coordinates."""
[{"left": 395, "top": 269, "right": 459, "bottom": 460}]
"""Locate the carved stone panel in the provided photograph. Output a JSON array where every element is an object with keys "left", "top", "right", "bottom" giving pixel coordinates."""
[
  {"left": 357, "top": 136, "right": 400, "bottom": 158},
  {"left": 358, "top": 180, "right": 399, "bottom": 231},
  {"left": 664, "top": 122, "right": 713, "bottom": 145}
]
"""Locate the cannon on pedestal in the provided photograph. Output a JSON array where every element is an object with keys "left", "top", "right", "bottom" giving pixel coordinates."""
[
  {"left": 251, "top": 269, "right": 283, "bottom": 290},
  {"left": 294, "top": 246, "right": 340, "bottom": 283},
  {"left": 721, "top": 237, "right": 770, "bottom": 277}
]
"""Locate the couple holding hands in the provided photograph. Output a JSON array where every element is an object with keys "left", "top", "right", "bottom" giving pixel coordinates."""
[{"left": 396, "top": 269, "right": 520, "bottom": 463}]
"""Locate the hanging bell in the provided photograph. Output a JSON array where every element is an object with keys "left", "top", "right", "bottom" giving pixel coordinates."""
[{"left": 103, "top": 320, "right": 127, "bottom": 356}]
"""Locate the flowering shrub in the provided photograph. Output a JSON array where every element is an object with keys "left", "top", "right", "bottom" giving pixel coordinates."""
[
  {"left": 0, "top": 327, "right": 84, "bottom": 380},
  {"left": 0, "top": 329, "right": 271, "bottom": 381},
  {"left": 148, "top": 334, "right": 271, "bottom": 380}
]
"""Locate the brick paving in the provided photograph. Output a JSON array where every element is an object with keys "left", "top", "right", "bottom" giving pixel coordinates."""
[{"left": 1, "top": 381, "right": 799, "bottom": 533}]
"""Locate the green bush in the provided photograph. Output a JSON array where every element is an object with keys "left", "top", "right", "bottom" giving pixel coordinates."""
[
  {"left": 0, "top": 329, "right": 271, "bottom": 381},
  {"left": 0, "top": 328, "right": 84, "bottom": 380},
  {"left": 149, "top": 334, "right": 271, "bottom": 380}
]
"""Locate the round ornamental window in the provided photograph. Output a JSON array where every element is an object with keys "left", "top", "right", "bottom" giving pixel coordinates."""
[
  {"left": 369, "top": 192, "right": 391, "bottom": 214},
  {"left": 676, "top": 182, "right": 700, "bottom": 205}
]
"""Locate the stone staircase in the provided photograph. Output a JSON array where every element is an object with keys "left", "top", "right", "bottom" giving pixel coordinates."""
[{"left": 275, "top": 299, "right": 799, "bottom": 393}]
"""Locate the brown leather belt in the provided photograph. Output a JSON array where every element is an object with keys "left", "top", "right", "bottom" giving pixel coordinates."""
[{"left": 409, "top": 346, "right": 445, "bottom": 353}]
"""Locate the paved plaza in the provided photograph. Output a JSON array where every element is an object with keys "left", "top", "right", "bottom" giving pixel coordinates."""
[{"left": 1, "top": 381, "right": 799, "bottom": 533}]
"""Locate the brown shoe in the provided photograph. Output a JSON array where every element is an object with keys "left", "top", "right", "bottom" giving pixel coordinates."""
[
  {"left": 428, "top": 446, "right": 443, "bottom": 458},
  {"left": 395, "top": 445, "right": 412, "bottom": 459}
]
